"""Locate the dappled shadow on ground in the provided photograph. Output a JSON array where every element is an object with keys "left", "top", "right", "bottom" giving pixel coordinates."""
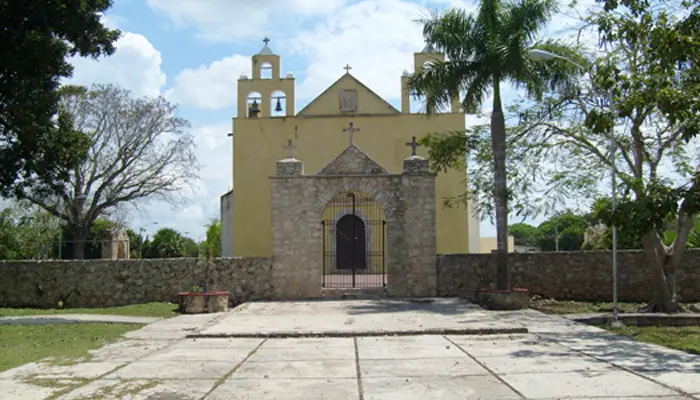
[
  {"left": 539, "top": 331, "right": 700, "bottom": 373},
  {"left": 344, "top": 299, "right": 482, "bottom": 316}
]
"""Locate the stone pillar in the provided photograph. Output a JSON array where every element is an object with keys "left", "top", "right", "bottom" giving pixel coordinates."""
[
  {"left": 388, "top": 155, "right": 437, "bottom": 297},
  {"left": 269, "top": 158, "right": 321, "bottom": 299}
]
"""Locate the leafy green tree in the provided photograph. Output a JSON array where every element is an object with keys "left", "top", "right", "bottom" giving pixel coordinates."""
[
  {"left": 536, "top": 211, "right": 590, "bottom": 251},
  {"left": 0, "top": 203, "right": 62, "bottom": 260},
  {"left": 0, "top": 0, "right": 120, "bottom": 191},
  {"left": 182, "top": 237, "right": 199, "bottom": 258},
  {"left": 406, "top": 1, "right": 583, "bottom": 289},
  {"left": 493, "top": 0, "right": 698, "bottom": 311},
  {"left": 146, "top": 228, "right": 186, "bottom": 258},
  {"left": 200, "top": 219, "right": 222, "bottom": 258},
  {"left": 509, "top": 223, "right": 539, "bottom": 247},
  {"left": 12, "top": 84, "right": 197, "bottom": 259}
]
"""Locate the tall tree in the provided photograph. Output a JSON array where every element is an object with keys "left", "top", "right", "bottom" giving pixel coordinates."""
[
  {"left": 0, "top": 0, "right": 120, "bottom": 190},
  {"left": 536, "top": 211, "right": 590, "bottom": 251},
  {"left": 200, "top": 219, "right": 222, "bottom": 258},
  {"left": 407, "top": 1, "right": 582, "bottom": 289},
  {"left": 14, "top": 84, "right": 198, "bottom": 259},
  {"left": 495, "top": 0, "right": 699, "bottom": 311}
]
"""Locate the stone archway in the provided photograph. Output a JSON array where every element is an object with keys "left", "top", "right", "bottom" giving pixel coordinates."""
[{"left": 269, "top": 145, "right": 437, "bottom": 298}]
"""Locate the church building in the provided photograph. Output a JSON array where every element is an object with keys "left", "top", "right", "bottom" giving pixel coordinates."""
[{"left": 220, "top": 38, "right": 481, "bottom": 258}]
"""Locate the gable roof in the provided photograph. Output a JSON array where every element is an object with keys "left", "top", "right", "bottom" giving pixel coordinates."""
[
  {"left": 297, "top": 73, "right": 400, "bottom": 116},
  {"left": 317, "top": 145, "right": 388, "bottom": 176}
]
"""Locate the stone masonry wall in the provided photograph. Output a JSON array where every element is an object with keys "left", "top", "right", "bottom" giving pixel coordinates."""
[
  {"left": 0, "top": 257, "right": 273, "bottom": 308},
  {"left": 437, "top": 250, "right": 700, "bottom": 302}
]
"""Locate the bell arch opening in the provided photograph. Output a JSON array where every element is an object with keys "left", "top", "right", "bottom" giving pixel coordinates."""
[
  {"left": 321, "top": 191, "right": 387, "bottom": 289},
  {"left": 270, "top": 90, "right": 286, "bottom": 117}
]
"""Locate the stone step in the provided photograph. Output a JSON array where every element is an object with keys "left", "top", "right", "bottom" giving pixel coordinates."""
[{"left": 321, "top": 287, "right": 388, "bottom": 300}]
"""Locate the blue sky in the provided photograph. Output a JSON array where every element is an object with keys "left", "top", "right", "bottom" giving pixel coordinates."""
[{"left": 66, "top": 0, "right": 595, "bottom": 242}]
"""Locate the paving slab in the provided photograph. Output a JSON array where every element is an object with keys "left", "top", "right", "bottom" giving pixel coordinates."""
[
  {"left": 362, "top": 376, "right": 521, "bottom": 400},
  {"left": 58, "top": 379, "right": 216, "bottom": 400},
  {"left": 250, "top": 345, "right": 356, "bottom": 362},
  {"left": 356, "top": 342, "right": 469, "bottom": 360},
  {"left": 169, "top": 337, "right": 265, "bottom": 349},
  {"left": 103, "top": 360, "right": 235, "bottom": 380},
  {"left": 0, "top": 379, "right": 68, "bottom": 400},
  {"left": 359, "top": 358, "right": 488, "bottom": 377},
  {"left": 138, "top": 347, "right": 252, "bottom": 362},
  {"left": 207, "top": 378, "right": 359, "bottom": 400},
  {"left": 195, "top": 299, "right": 527, "bottom": 337},
  {"left": 500, "top": 370, "right": 682, "bottom": 398},
  {"left": 0, "top": 362, "right": 123, "bottom": 380},
  {"left": 474, "top": 353, "right": 616, "bottom": 374},
  {"left": 262, "top": 337, "right": 355, "bottom": 348},
  {"left": 231, "top": 360, "right": 357, "bottom": 379},
  {"left": 87, "top": 340, "right": 172, "bottom": 362}
]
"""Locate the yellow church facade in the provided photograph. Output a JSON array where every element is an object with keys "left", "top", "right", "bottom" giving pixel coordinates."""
[{"left": 224, "top": 39, "right": 480, "bottom": 257}]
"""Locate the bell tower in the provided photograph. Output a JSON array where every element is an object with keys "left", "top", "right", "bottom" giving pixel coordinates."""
[
  {"left": 401, "top": 43, "right": 460, "bottom": 113},
  {"left": 237, "top": 37, "right": 296, "bottom": 118}
]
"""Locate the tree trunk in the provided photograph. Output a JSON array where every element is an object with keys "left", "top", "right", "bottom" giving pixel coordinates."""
[
  {"left": 640, "top": 231, "right": 677, "bottom": 313},
  {"left": 73, "top": 224, "right": 88, "bottom": 260},
  {"left": 491, "top": 81, "right": 510, "bottom": 291}
]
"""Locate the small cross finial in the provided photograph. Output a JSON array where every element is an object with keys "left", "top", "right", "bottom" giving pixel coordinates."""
[
  {"left": 343, "top": 121, "right": 360, "bottom": 146},
  {"left": 343, "top": 64, "right": 352, "bottom": 73},
  {"left": 263, "top": 37, "right": 270, "bottom": 45},
  {"left": 406, "top": 136, "right": 421, "bottom": 156},
  {"left": 282, "top": 139, "right": 297, "bottom": 159}
]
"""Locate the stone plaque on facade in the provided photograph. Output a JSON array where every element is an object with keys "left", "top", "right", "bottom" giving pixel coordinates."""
[{"left": 339, "top": 89, "right": 357, "bottom": 112}]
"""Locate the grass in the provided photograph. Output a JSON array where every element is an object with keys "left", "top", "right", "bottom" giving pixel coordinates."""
[
  {"left": 606, "top": 325, "right": 700, "bottom": 355},
  {"left": 0, "top": 323, "right": 141, "bottom": 372},
  {"left": 530, "top": 299, "right": 646, "bottom": 314},
  {"left": 0, "top": 302, "right": 179, "bottom": 318}
]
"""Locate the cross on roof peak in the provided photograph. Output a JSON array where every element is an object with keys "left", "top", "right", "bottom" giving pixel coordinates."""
[
  {"left": 343, "top": 64, "right": 352, "bottom": 73},
  {"left": 263, "top": 37, "right": 270, "bottom": 45}
]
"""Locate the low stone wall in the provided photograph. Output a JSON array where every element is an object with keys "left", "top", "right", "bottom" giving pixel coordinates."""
[
  {"left": 0, "top": 258, "right": 273, "bottom": 308},
  {"left": 437, "top": 250, "right": 700, "bottom": 302}
]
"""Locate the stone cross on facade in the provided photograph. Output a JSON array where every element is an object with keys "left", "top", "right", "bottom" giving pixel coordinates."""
[
  {"left": 343, "top": 64, "right": 352, "bottom": 73},
  {"left": 406, "top": 136, "right": 421, "bottom": 156},
  {"left": 343, "top": 122, "right": 360, "bottom": 146},
  {"left": 282, "top": 139, "right": 297, "bottom": 159}
]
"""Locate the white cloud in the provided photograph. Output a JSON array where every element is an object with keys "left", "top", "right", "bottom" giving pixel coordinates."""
[
  {"left": 147, "top": 0, "right": 348, "bottom": 42},
  {"left": 292, "top": 0, "right": 430, "bottom": 101},
  {"left": 68, "top": 32, "right": 166, "bottom": 97},
  {"left": 166, "top": 55, "right": 251, "bottom": 110}
]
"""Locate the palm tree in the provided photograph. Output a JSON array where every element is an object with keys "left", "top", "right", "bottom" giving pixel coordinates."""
[{"left": 407, "top": 0, "right": 582, "bottom": 290}]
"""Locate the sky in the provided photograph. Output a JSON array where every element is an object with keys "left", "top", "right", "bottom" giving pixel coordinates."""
[{"left": 65, "top": 0, "right": 597, "bottom": 241}]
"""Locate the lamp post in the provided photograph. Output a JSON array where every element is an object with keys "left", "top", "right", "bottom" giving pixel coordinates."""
[{"left": 527, "top": 49, "right": 619, "bottom": 324}]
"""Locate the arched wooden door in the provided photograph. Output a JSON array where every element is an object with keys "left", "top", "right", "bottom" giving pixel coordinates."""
[{"left": 336, "top": 214, "right": 366, "bottom": 270}]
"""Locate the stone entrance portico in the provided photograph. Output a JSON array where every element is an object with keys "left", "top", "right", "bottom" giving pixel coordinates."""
[{"left": 269, "top": 143, "right": 437, "bottom": 299}]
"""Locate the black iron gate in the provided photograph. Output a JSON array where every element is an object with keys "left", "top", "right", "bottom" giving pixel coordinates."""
[{"left": 322, "top": 191, "right": 386, "bottom": 288}]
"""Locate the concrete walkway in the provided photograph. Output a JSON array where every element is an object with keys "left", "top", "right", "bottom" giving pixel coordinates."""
[
  {"left": 0, "top": 314, "right": 163, "bottom": 325},
  {"left": 1, "top": 300, "right": 698, "bottom": 399},
  {"left": 195, "top": 298, "right": 527, "bottom": 337}
]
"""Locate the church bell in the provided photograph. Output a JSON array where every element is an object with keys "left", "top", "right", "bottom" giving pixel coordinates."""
[
  {"left": 249, "top": 99, "right": 260, "bottom": 118},
  {"left": 274, "top": 97, "right": 283, "bottom": 112}
]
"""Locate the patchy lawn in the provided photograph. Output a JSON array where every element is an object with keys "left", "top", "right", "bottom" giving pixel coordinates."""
[
  {"left": 530, "top": 298, "right": 700, "bottom": 315},
  {"left": 606, "top": 325, "right": 700, "bottom": 355},
  {"left": 0, "top": 302, "right": 179, "bottom": 318},
  {"left": 530, "top": 299, "right": 644, "bottom": 314},
  {"left": 0, "top": 323, "right": 140, "bottom": 372}
]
